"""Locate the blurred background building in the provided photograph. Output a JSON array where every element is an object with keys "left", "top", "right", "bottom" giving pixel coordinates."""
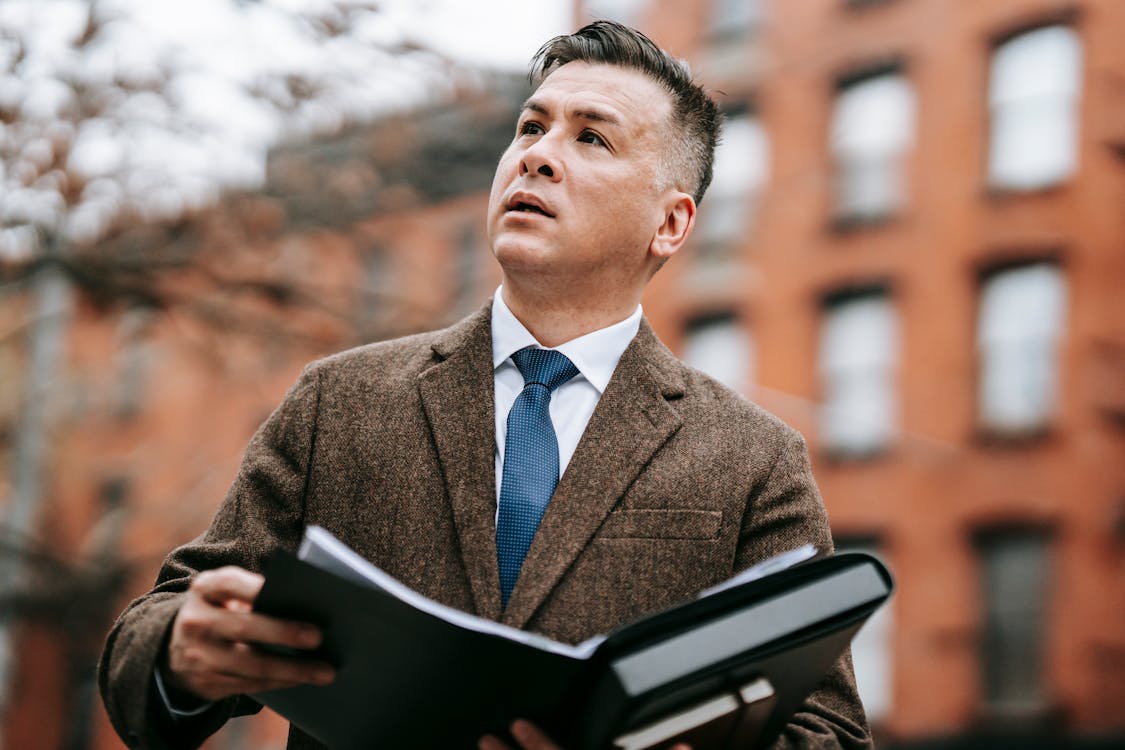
[{"left": 1, "top": 0, "right": 1124, "bottom": 748}]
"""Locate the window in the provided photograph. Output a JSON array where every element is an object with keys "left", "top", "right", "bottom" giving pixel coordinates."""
[
  {"left": 585, "top": 0, "right": 648, "bottom": 25},
  {"left": 99, "top": 476, "right": 129, "bottom": 511},
  {"left": 836, "top": 539, "right": 893, "bottom": 723},
  {"left": 977, "top": 263, "right": 1067, "bottom": 434},
  {"left": 682, "top": 313, "right": 754, "bottom": 393},
  {"left": 975, "top": 529, "right": 1052, "bottom": 713},
  {"left": 114, "top": 308, "right": 154, "bottom": 420},
  {"left": 818, "top": 291, "right": 898, "bottom": 456},
  {"left": 988, "top": 26, "right": 1082, "bottom": 190},
  {"left": 694, "top": 112, "right": 769, "bottom": 260},
  {"left": 708, "top": 0, "right": 763, "bottom": 38},
  {"left": 830, "top": 71, "right": 915, "bottom": 222}
]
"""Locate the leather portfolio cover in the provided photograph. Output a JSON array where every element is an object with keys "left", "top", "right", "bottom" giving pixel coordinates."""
[{"left": 252, "top": 526, "right": 893, "bottom": 749}]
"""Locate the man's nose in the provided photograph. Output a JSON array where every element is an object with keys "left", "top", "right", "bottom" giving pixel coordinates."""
[{"left": 518, "top": 138, "right": 562, "bottom": 181}]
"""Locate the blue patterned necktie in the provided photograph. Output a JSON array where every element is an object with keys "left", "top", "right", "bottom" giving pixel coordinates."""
[{"left": 496, "top": 347, "right": 580, "bottom": 608}]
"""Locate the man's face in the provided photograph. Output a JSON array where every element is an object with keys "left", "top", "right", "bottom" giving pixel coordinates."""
[{"left": 487, "top": 62, "right": 677, "bottom": 293}]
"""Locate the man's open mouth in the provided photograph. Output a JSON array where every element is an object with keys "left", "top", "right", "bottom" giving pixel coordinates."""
[
  {"left": 506, "top": 196, "right": 555, "bottom": 218},
  {"left": 512, "top": 203, "right": 550, "bottom": 215}
]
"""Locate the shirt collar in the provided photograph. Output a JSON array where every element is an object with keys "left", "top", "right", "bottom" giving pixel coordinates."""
[{"left": 490, "top": 287, "right": 642, "bottom": 394}]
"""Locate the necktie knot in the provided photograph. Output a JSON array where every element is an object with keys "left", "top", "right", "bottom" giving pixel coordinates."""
[{"left": 511, "top": 348, "right": 579, "bottom": 392}]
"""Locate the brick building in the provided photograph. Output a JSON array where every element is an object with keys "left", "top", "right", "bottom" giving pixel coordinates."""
[
  {"left": 1, "top": 1, "right": 1123, "bottom": 748},
  {"left": 590, "top": 0, "right": 1125, "bottom": 746}
]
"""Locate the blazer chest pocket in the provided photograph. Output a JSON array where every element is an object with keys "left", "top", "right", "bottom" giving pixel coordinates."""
[{"left": 597, "top": 508, "right": 722, "bottom": 541}]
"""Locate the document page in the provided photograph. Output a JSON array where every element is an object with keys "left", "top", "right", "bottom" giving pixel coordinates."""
[
  {"left": 299, "top": 526, "right": 591, "bottom": 659},
  {"left": 696, "top": 544, "right": 818, "bottom": 599},
  {"left": 298, "top": 527, "right": 821, "bottom": 662}
]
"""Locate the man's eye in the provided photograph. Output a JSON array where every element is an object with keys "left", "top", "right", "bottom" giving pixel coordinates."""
[
  {"left": 519, "top": 122, "right": 544, "bottom": 136},
  {"left": 577, "top": 130, "right": 607, "bottom": 147}
]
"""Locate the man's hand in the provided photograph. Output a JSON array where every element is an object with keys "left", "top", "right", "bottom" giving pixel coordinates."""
[
  {"left": 479, "top": 720, "right": 560, "bottom": 750},
  {"left": 479, "top": 720, "right": 692, "bottom": 750},
  {"left": 163, "top": 566, "right": 335, "bottom": 702}
]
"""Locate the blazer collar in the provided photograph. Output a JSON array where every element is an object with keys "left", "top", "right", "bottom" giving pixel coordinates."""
[{"left": 418, "top": 303, "right": 505, "bottom": 619}]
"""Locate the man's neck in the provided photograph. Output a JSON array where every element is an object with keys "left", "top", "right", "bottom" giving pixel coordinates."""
[{"left": 500, "top": 283, "right": 642, "bottom": 348}]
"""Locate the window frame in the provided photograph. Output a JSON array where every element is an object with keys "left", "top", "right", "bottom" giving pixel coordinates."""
[
  {"left": 984, "top": 21, "right": 1084, "bottom": 194},
  {"left": 816, "top": 284, "right": 900, "bottom": 460},
  {"left": 973, "top": 257, "right": 1068, "bottom": 443},
  {"left": 681, "top": 310, "right": 755, "bottom": 395},
  {"left": 827, "top": 62, "right": 915, "bottom": 229},
  {"left": 971, "top": 525, "right": 1058, "bottom": 724}
]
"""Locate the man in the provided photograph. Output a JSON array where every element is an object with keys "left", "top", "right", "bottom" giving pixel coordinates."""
[{"left": 99, "top": 21, "right": 872, "bottom": 750}]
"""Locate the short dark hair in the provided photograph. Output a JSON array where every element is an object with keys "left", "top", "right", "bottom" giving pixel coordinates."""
[{"left": 529, "top": 21, "right": 723, "bottom": 205}]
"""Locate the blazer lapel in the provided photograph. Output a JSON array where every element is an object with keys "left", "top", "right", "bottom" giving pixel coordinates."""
[
  {"left": 417, "top": 305, "right": 503, "bottom": 621},
  {"left": 502, "top": 322, "right": 686, "bottom": 629}
]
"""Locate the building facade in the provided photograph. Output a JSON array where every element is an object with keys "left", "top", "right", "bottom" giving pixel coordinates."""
[
  {"left": 1, "top": 1, "right": 1123, "bottom": 748},
  {"left": 600, "top": 0, "right": 1125, "bottom": 746}
]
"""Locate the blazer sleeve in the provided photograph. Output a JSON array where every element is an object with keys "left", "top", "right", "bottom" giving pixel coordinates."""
[
  {"left": 734, "top": 428, "right": 875, "bottom": 750},
  {"left": 97, "top": 363, "right": 322, "bottom": 750}
]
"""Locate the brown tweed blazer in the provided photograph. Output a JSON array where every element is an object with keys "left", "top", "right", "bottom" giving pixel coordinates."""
[{"left": 98, "top": 303, "right": 872, "bottom": 750}]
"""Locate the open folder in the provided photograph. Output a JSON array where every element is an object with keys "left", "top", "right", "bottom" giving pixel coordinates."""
[{"left": 253, "top": 526, "right": 893, "bottom": 750}]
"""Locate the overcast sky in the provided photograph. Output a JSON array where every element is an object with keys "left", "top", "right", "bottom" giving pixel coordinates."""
[
  {"left": 0, "top": 0, "right": 575, "bottom": 254},
  {"left": 411, "top": 0, "right": 573, "bottom": 69}
]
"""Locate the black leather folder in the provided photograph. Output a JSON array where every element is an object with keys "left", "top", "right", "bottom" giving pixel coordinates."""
[{"left": 253, "top": 526, "right": 893, "bottom": 750}]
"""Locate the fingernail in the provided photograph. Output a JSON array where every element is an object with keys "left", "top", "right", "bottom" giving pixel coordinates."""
[
  {"left": 315, "top": 668, "right": 335, "bottom": 684},
  {"left": 300, "top": 628, "right": 321, "bottom": 648}
]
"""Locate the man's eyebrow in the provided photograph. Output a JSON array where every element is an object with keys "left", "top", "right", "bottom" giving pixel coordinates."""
[
  {"left": 520, "top": 99, "right": 621, "bottom": 126},
  {"left": 574, "top": 108, "right": 620, "bottom": 126},
  {"left": 521, "top": 99, "right": 549, "bottom": 116}
]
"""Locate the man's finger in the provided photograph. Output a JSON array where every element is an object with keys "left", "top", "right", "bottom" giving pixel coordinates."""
[
  {"left": 478, "top": 734, "right": 512, "bottom": 750},
  {"left": 192, "top": 566, "right": 266, "bottom": 606},
  {"left": 218, "top": 642, "right": 335, "bottom": 685},
  {"left": 206, "top": 609, "right": 322, "bottom": 651},
  {"left": 176, "top": 670, "right": 313, "bottom": 702},
  {"left": 174, "top": 641, "right": 334, "bottom": 688},
  {"left": 510, "top": 720, "right": 560, "bottom": 750}
]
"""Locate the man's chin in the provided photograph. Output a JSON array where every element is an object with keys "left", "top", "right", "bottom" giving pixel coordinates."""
[{"left": 492, "top": 241, "right": 557, "bottom": 273}]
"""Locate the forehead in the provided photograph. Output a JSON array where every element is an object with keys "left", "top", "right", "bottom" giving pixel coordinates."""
[{"left": 530, "top": 62, "right": 674, "bottom": 134}]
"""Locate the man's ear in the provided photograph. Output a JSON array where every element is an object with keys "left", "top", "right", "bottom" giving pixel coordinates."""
[{"left": 649, "top": 192, "right": 696, "bottom": 264}]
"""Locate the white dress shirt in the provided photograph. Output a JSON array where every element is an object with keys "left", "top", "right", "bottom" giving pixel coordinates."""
[{"left": 491, "top": 288, "right": 642, "bottom": 501}]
